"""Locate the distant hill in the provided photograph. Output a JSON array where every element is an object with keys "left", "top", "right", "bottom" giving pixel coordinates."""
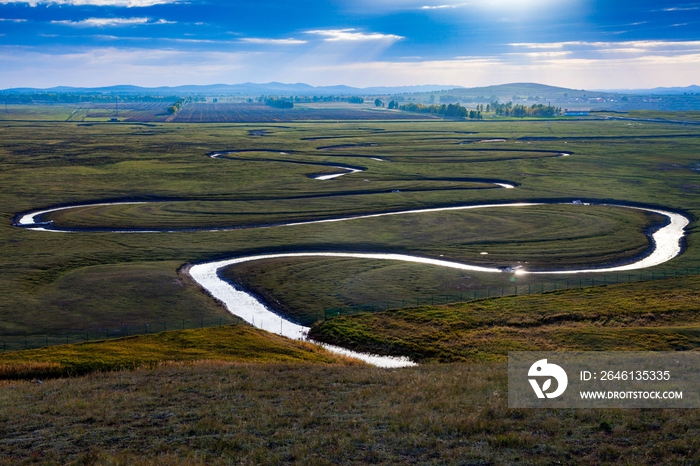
[
  {"left": 2, "top": 81, "right": 699, "bottom": 111},
  {"left": 599, "top": 85, "right": 700, "bottom": 95},
  {"left": 3, "top": 82, "right": 697, "bottom": 99},
  {"left": 0, "top": 82, "right": 461, "bottom": 96},
  {"left": 423, "top": 82, "right": 622, "bottom": 102}
]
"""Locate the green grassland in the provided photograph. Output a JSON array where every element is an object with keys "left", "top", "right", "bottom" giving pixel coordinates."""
[
  {"left": 1, "top": 118, "right": 700, "bottom": 336},
  {"left": 309, "top": 275, "right": 700, "bottom": 362},
  {"left": 628, "top": 110, "right": 700, "bottom": 122},
  {"left": 1, "top": 111, "right": 700, "bottom": 464},
  {"left": 0, "top": 325, "right": 352, "bottom": 379}
]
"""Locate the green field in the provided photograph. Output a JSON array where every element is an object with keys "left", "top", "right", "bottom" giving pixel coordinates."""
[
  {"left": 1, "top": 112, "right": 700, "bottom": 463},
  {"left": 309, "top": 275, "right": 700, "bottom": 362},
  {"left": 2, "top": 117, "right": 699, "bottom": 335}
]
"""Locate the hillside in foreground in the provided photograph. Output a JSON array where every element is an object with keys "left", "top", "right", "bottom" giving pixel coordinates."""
[
  {"left": 309, "top": 275, "right": 700, "bottom": 362},
  {"left": 0, "top": 277, "right": 699, "bottom": 464}
]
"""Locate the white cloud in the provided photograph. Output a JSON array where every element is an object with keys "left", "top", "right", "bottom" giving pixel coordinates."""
[
  {"left": 297, "top": 54, "right": 700, "bottom": 89},
  {"left": 509, "top": 42, "right": 574, "bottom": 49},
  {"left": 166, "top": 38, "right": 219, "bottom": 43},
  {"left": 0, "top": 0, "right": 178, "bottom": 6},
  {"left": 306, "top": 29, "right": 403, "bottom": 42},
  {"left": 51, "top": 17, "right": 174, "bottom": 27},
  {"left": 507, "top": 51, "right": 572, "bottom": 58},
  {"left": 0, "top": 43, "right": 698, "bottom": 90},
  {"left": 0, "top": 18, "right": 28, "bottom": 22},
  {"left": 509, "top": 40, "right": 700, "bottom": 54},
  {"left": 240, "top": 38, "right": 307, "bottom": 45},
  {"left": 420, "top": 3, "right": 465, "bottom": 9}
]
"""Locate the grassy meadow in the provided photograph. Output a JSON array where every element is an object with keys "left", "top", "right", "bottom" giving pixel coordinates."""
[
  {"left": 1, "top": 117, "right": 699, "bottom": 335},
  {"left": 0, "top": 360, "right": 699, "bottom": 464},
  {"left": 0, "top": 325, "right": 354, "bottom": 379},
  {"left": 309, "top": 275, "right": 700, "bottom": 362},
  {"left": 0, "top": 109, "right": 700, "bottom": 463}
]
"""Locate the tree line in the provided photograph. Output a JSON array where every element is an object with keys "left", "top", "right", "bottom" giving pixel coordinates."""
[
  {"left": 257, "top": 95, "right": 365, "bottom": 106},
  {"left": 166, "top": 98, "right": 187, "bottom": 114},
  {"left": 491, "top": 101, "right": 562, "bottom": 117},
  {"left": 264, "top": 97, "right": 294, "bottom": 109},
  {"left": 388, "top": 101, "right": 483, "bottom": 119}
]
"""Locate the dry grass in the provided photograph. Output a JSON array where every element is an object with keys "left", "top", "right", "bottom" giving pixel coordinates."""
[
  {"left": 0, "top": 362, "right": 698, "bottom": 465},
  {"left": 0, "top": 325, "right": 356, "bottom": 379},
  {"left": 310, "top": 275, "right": 700, "bottom": 362}
]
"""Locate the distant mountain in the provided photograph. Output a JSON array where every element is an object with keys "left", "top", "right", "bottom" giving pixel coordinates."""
[
  {"left": 596, "top": 85, "right": 700, "bottom": 95},
  {"left": 3, "top": 81, "right": 698, "bottom": 98},
  {"left": 432, "top": 82, "right": 622, "bottom": 101},
  {"left": 0, "top": 82, "right": 461, "bottom": 96}
]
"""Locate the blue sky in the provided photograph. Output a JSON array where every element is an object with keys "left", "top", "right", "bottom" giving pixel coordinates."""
[{"left": 0, "top": 0, "right": 699, "bottom": 89}]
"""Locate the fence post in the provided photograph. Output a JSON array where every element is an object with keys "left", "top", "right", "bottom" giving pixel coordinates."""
[
  {"left": 219, "top": 317, "right": 222, "bottom": 326},
  {"left": 45, "top": 335, "right": 48, "bottom": 347}
]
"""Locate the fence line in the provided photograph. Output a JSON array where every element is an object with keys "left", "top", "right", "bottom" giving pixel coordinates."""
[
  {"left": 0, "top": 316, "right": 238, "bottom": 353},
  {"left": 3, "top": 267, "right": 699, "bottom": 353},
  {"left": 324, "top": 267, "right": 700, "bottom": 320}
]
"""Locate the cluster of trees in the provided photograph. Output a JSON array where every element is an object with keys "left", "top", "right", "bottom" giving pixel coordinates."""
[
  {"left": 166, "top": 98, "right": 187, "bottom": 114},
  {"left": 256, "top": 95, "right": 367, "bottom": 104},
  {"left": 264, "top": 97, "right": 294, "bottom": 109},
  {"left": 439, "top": 95, "right": 459, "bottom": 103},
  {"left": 491, "top": 101, "right": 561, "bottom": 117},
  {"left": 289, "top": 95, "right": 356, "bottom": 103},
  {"left": 391, "top": 101, "right": 483, "bottom": 119}
]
